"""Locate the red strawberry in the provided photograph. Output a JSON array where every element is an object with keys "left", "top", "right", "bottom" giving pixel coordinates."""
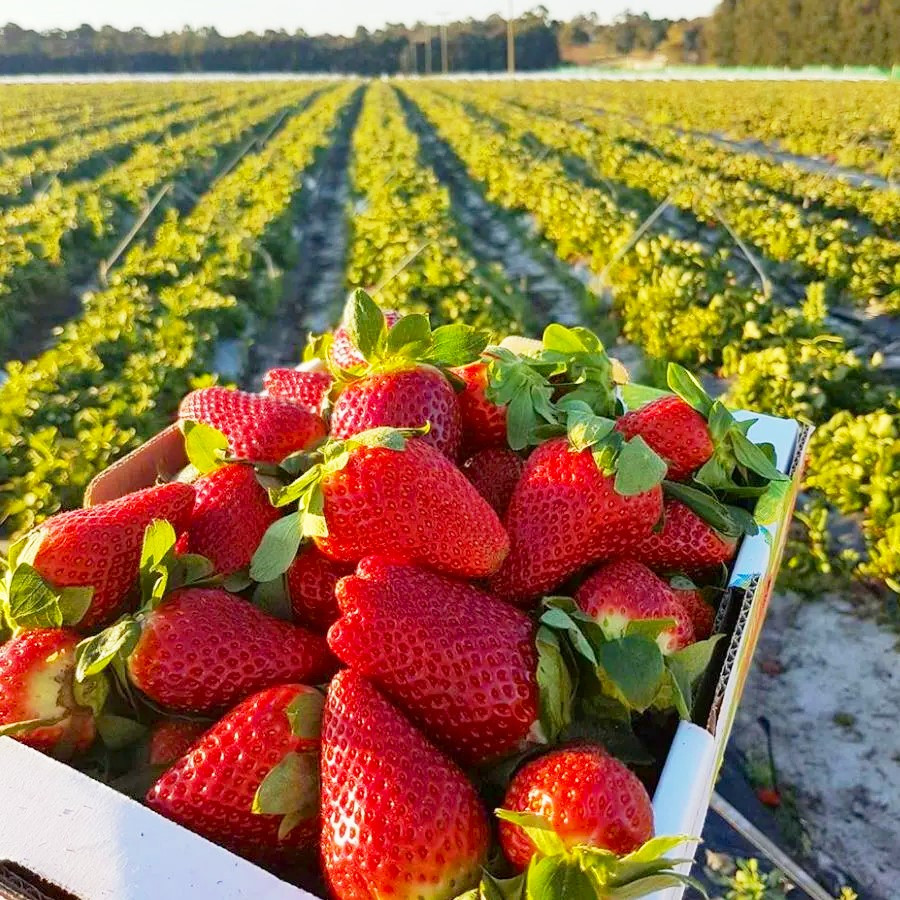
[
  {"left": 320, "top": 670, "right": 489, "bottom": 899},
  {"left": 461, "top": 447, "right": 523, "bottom": 519},
  {"left": 575, "top": 560, "right": 695, "bottom": 654},
  {"left": 263, "top": 367, "right": 333, "bottom": 415},
  {"left": 616, "top": 395, "right": 713, "bottom": 481},
  {"left": 0, "top": 629, "right": 99, "bottom": 759},
  {"left": 179, "top": 387, "right": 326, "bottom": 464},
  {"left": 628, "top": 497, "right": 737, "bottom": 576},
  {"left": 499, "top": 743, "right": 653, "bottom": 870},
  {"left": 177, "top": 464, "right": 280, "bottom": 576},
  {"left": 287, "top": 545, "right": 353, "bottom": 632},
  {"left": 78, "top": 587, "right": 334, "bottom": 715},
  {"left": 452, "top": 361, "right": 507, "bottom": 454},
  {"left": 147, "top": 719, "right": 208, "bottom": 767},
  {"left": 313, "top": 436, "right": 508, "bottom": 579},
  {"left": 670, "top": 579, "right": 716, "bottom": 640},
  {"left": 21, "top": 482, "right": 195, "bottom": 629},
  {"left": 330, "top": 308, "right": 401, "bottom": 370},
  {"left": 329, "top": 558, "right": 540, "bottom": 766},
  {"left": 147, "top": 684, "right": 323, "bottom": 865},
  {"left": 330, "top": 365, "right": 462, "bottom": 458},
  {"left": 489, "top": 438, "right": 662, "bottom": 607}
]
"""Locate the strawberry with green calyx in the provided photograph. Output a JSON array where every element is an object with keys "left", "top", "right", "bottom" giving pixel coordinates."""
[
  {"left": 328, "top": 558, "right": 574, "bottom": 767},
  {"left": 0, "top": 482, "right": 195, "bottom": 632},
  {"left": 179, "top": 386, "right": 326, "bottom": 465},
  {"left": 320, "top": 670, "right": 490, "bottom": 900},
  {"left": 461, "top": 447, "right": 524, "bottom": 519},
  {"left": 74, "top": 521, "right": 334, "bottom": 715},
  {"left": 249, "top": 426, "right": 509, "bottom": 584},
  {"left": 176, "top": 422, "right": 281, "bottom": 578},
  {"left": 263, "top": 367, "right": 333, "bottom": 415},
  {"left": 287, "top": 545, "right": 354, "bottom": 632},
  {"left": 329, "top": 301, "right": 401, "bottom": 370},
  {"left": 327, "top": 290, "right": 489, "bottom": 458},
  {"left": 538, "top": 596, "right": 721, "bottom": 719},
  {"left": 668, "top": 575, "right": 717, "bottom": 640},
  {"left": 147, "top": 684, "right": 324, "bottom": 866},
  {"left": 488, "top": 407, "right": 667, "bottom": 606},
  {"left": 620, "top": 363, "right": 790, "bottom": 492}
]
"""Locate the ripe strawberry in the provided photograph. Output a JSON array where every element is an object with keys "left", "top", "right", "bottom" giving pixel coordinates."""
[
  {"left": 460, "top": 447, "right": 523, "bottom": 519},
  {"left": 147, "top": 684, "right": 323, "bottom": 865},
  {"left": 330, "top": 365, "right": 462, "bottom": 458},
  {"left": 179, "top": 386, "right": 326, "bottom": 464},
  {"left": 177, "top": 464, "right": 280, "bottom": 576},
  {"left": 147, "top": 719, "right": 208, "bottom": 767},
  {"left": 575, "top": 560, "right": 695, "bottom": 654},
  {"left": 616, "top": 395, "right": 713, "bottom": 481},
  {"left": 297, "top": 435, "right": 508, "bottom": 580},
  {"left": 0, "top": 629, "right": 100, "bottom": 759},
  {"left": 16, "top": 482, "right": 195, "bottom": 630},
  {"left": 452, "top": 361, "right": 507, "bottom": 454},
  {"left": 78, "top": 587, "right": 334, "bottom": 715},
  {"left": 669, "top": 578, "right": 716, "bottom": 640},
  {"left": 287, "top": 545, "right": 353, "bottom": 632},
  {"left": 330, "top": 308, "right": 401, "bottom": 370},
  {"left": 320, "top": 670, "right": 489, "bottom": 900},
  {"left": 498, "top": 743, "right": 653, "bottom": 870},
  {"left": 628, "top": 497, "right": 738, "bottom": 576},
  {"left": 489, "top": 438, "right": 662, "bottom": 607},
  {"left": 263, "top": 367, "right": 333, "bottom": 415},
  {"left": 329, "top": 558, "right": 540, "bottom": 766}
]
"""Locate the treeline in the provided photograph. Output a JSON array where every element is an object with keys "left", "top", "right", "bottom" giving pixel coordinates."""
[{"left": 0, "top": 13, "right": 558, "bottom": 75}]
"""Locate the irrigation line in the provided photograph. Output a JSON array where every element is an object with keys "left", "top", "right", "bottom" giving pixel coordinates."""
[
  {"left": 710, "top": 792, "right": 835, "bottom": 900},
  {"left": 372, "top": 240, "right": 435, "bottom": 294},
  {"left": 708, "top": 201, "right": 773, "bottom": 298}
]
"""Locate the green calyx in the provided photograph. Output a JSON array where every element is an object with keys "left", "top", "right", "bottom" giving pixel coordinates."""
[
  {"left": 460, "top": 814, "right": 705, "bottom": 900},
  {"left": 181, "top": 420, "right": 230, "bottom": 475},
  {"left": 537, "top": 597, "right": 722, "bottom": 720},
  {"left": 0, "top": 530, "right": 94, "bottom": 634},
  {"left": 249, "top": 425, "right": 427, "bottom": 583},
  {"left": 333, "top": 288, "right": 489, "bottom": 377}
]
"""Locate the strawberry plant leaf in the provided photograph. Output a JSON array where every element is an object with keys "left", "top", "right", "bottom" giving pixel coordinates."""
[
  {"left": 75, "top": 619, "right": 142, "bottom": 681},
  {"left": 666, "top": 363, "right": 713, "bottom": 417},
  {"left": 539, "top": 608, "right": 598, "bottom": 665},
  {"left": 72, "top": 672, "right": 109, "bottom": 718},
  {"left": 526, "top": 854, "right": 597, "bottom": 899},
  {"left": 663, "top": 481, "right": 747, "bottom": 539},
  {"left": 614, "top": 436, "right": 667, "bottom": 496},
  {"left": 594, "top": 636, "right": 665, "bottom": 712},
  {"left": 428, "top": 323, "right": 489, "bottom": 367},
  {"left": 495, "top": 810, "right": 567, "bottom": 858},
  {"left": 460, "top": 870, "right": 527, "bottom": 900},
  {"left": 252, "top": 575, "right": 292, "bottom": 620},
  {"left": 729, "top": 429, "right": 789, "bottom": 482},
  {"left": 605, "top": 872, "right": 708, "bottom": 899},
  {"left": 706, "top": 402, "right": 736, "bottom": 444},
  {"left": 4, "top": 563, "right": 62, "bottom": 631},
  {"left": 619, "top": 382, "right": 670, "bottom": 410},
  {"left": 95, "top": 714, "right": 147, "bottom": 750},
  {"left": 618, "top": 835, "right": 698, "bottom": 865},
  {"left": 384, "top": 313, "right": 431, "bottom": 359},
  {"left": 222, "top": 570, "right": 252, "bottom": 593},
  {"left": 285, "top": 688, "right": 324, "bottom": 740},
  {"left": 344, "top": 289, "right": 386, "bottom": 364},
  {"left": 181, "top": 420, "right": 229, "bottom": 474},
  {"left": 535, "top": 626, "right": 574, "bottom": 743},
  {"left": 624, "top": 617, "right": 677, "bottom": 642},
  {"left": 56, "top": 586, "right": 94, "bottom": 627},
  {"left": 754, "top": 478, "right": 791, "bottom": 526},
  {"left": 667, "top": 636, "right": 723, "bottom": 685},
  {"left": 566, "top": 411, "right": 615, "bottom": 452},
  {"left": 250, "top": 512, "right": 302, "bottom": 583},
  {"left": 6, "top": 529, "right": 45, "bottom": 571},
  {"left": 252, "top": 750, "right": 319, "bottom": 832}
]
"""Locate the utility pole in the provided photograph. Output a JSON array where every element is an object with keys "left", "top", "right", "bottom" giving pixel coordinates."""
[
  {"left": 425, "top": 25, "right": 432, "bottom": 75},
  {"left": 440, "top": 21, "right": 449, "bottom": 74},
  {"left": 409, "top": 36, "right": 417, "bottom": 74},
  {"left": 506, "top": 0, "right": 516, "bottom": 75}
]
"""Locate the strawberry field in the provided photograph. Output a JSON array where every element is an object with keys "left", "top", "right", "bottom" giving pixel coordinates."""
[{"left": 0, "top": 77, "right": 897, "bottom": 899}]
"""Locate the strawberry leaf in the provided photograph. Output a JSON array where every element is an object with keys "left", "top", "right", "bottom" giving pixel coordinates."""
[
  {"left": 535, "top": 626, "right": 575, "bottom": 743},
  {"left": 75, "top": 619, "right": 142, "bottom": 681},
  {"left": 181, "top": 420, "right": 229, "bottom": 474},
  {"left": 594, "top": 636, "right": 665, "bottom": 712},
  {"left": 344, "top": 289, "right": 386, "bottom": 364},
  {"left": 3, "top": 563, "right": 62, "bottom": 631},
  {"left": 663, "top": 481, "right": 754, "bottom": 539},
  {"left": 428, "top": 323, "right": 489, "bottom": 367},
  {"left": 285, "top": 688, "right": 324, "bottom": 740},
  {"left": 6, "top": 529, "right": 45, "bottom": 571},
  {"left": 729, "top": 429, "right": 789, "bottom": 483},
  {"left": 754, "top": 478, "right": 791, "bottom": 526},
  {"left": 252, "top": 575, "right": 292, "bottom": 620},
  {"left": 666, "top": 363, "right": 713, "bottom": 417},
  {"left": 72, "top": 672, "right": 109, "bottom": 718},
  {"left": 57, "top": 586, "right": 94, "bottom": 626},
  {"left": 95, "top": 714, "right": 147, "bottom": 750},
  {"left": 384, "top": 313, "right": 431, "bottom": 359},
  {"left": 614, "top": 436, "right": 667, "bottom": 496},
  {"left": 526, "top": 854, "right": 597, "bottom": 899},
  {"left": 458, "top": 870, "right": 527, "bottom": 900},
  {"left": 495, "top": 810, "right": 567, "bottom": 858},
  {"left": 619, "top": 382, "right": 670, "bottom": 410},
  {"left": 252, "top": 750, "right": 319, "bottom": 838},
  {"left": 250, "top": 512, "right": 303, "bottom": 583},
  {"left": 623, "top": 617, "right": 677, "bottom": 643}
]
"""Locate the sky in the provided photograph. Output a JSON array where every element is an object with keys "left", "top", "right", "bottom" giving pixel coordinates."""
[{"left": 1, "top": 1, "right": 719, "bottom": 37}]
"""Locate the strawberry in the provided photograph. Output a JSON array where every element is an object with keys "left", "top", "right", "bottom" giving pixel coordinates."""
[
  {"left": 498, "top": 743, "right": 653, "bottom": 870},
  {"left": 177, "top": 464, "right": 280, "bottom": 576},
  {"left": 460, "top": 447, "right": 523, "bottom": 519},
  {"left": 147, "top": 719, "right": 208, "bottom": 767},
  {"left": 179, "top": 386, "right": 326, "bottom": 464},
  {"left": 320, "top": 670, "right": 489, "bottom": 900},
  {"left": 628, "top": 497, "right": 737, "bottom": 576},
  {"left": 328, "top": 558, "right": 543, "bottom": 766},
  {"left": 77, "top": 586, "right": 334, "bottom": 715},
  {"left": 616, "top": 394, "right": 713, "bottom": 481},
  {"left": 575, "top": 559, "right": 695, "bottom": 654},
  {"left": 250, "top": 429, "right": 509, "bottom": 584},
  {"left": 263, "top": 367, "right": 333, "bottom": 415},
  {"left": 147, "top": 684, "right": 323, "bottom": 865},
  {"left": 0, "top": 628, "right": 103, "bottom": 759},
  {"left": 330, "top": 307, "right": 401, "bottom": 370},
  {"left": 287, "top": 545, "right": 353, "bottom": 632},
  {"left": 669, "top": 577, "right": 716, "bottom": 640},
  {"left": 452, "top": 361, "right": 508, "bottom": 454},
  {"left": 330, "top": 365, "right": 462, "bottom": 458},
  {"left": 489, "top": 437, "right": 664, "bottom": 607},
  {"left": 3, "top": 482, "right": 195, "bottom": 630}
]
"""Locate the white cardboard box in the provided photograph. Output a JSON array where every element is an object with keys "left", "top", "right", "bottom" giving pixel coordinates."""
[{"left": 0, "top": 412, "right": 812, "bottom": 900}]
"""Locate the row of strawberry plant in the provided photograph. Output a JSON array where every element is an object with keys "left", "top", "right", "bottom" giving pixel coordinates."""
[
  {"left": 345, "top": 82, "right": 526, "bottom": 335},
  {"left": 0, "top": 84, "right": 320, "bottom": 362},
  {"left": 402, "top": 84, "right": 898, "bottom": 592},
  {"left": 0, "top": 83, "right": 356, "bottom": 536},
  {"left": 438, "top": 83, "right": 899, "bottom": 316}
]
